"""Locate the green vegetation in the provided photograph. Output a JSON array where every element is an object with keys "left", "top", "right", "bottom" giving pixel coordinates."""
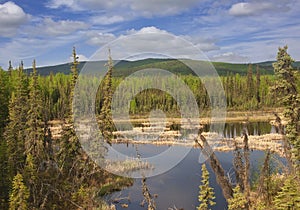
[
  {"left": 198, "top": 164, "right": 216, "bottom": 210},
  {"left": 196, "top": 46, "right": 300, "bottom": 210},
  {"left": 9, "top": 173, "right": 29, "bottom": 210},
  {"left": 0, "top": 48, "right": 130, "bottom": 209},
  {"left": 228, "top": 185, "right": 247, "bottom": 210},
  {"left": 0, "top": 46, "right": 299, "bottom": 209}
]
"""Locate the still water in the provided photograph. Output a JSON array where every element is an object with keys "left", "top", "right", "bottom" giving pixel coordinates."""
[{"left": 106, "top": 122, "right": 281, "bottom": 210}]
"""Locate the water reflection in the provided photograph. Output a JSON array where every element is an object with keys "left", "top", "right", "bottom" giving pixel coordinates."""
[
  {"left": 106, "top": 146, "right": 283, "bottom": 210},
  {"left": 106, "top": 122, "right": 281, "bottom": 209}
]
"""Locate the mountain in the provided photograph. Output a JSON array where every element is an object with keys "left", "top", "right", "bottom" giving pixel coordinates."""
[{"left": 25, "top": 59, "right": 300, "bottom": 77}]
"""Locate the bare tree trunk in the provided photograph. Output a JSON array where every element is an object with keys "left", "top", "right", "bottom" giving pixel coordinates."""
[
  {"left": 274, "top": 113, "right": 293, "bottom": 173},
  {"left": 257, "top": 150, "right": 271, "bottom": 204},
  {"left": 233, "top": 141, "right": 244, "bottom": 191},
  {"left": 195, "top": 134, "right": 233, "bottom": 201},
  {"left": 243, "top": 130, "right": 250, "bottom": 209},
  {"left": 141, "top": 177, "right": 156, "bottom": 210}
]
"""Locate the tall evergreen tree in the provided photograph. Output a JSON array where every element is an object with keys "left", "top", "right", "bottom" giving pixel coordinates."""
[
  {"left": 0, "top": 68, "right": 10, "bottom": 208},
  {"left": 99, "top": 49, "right": 115, "bottom": 145},
  {"left": 5, "top": 63, "right": 28, "bottom": 181},
  {"left": 247, "top": 64, "right": 254, "bottom": 99},
  {"left": 256, "top": 65, "right": 261, "bottom": 104},
  {"left": 57, "top": 47, "right": 81, "bottom": 174},
  {"left": 24, "top": 60, "right": 49, "bottom": 208},
  {"left": 197, "top": 164, "right": 216, "bottom": 210},
  {"left": 25, "top": 60, "right": 45, "bottom": 160},
  {"left": 272, "top": 46, "right": 300, "bottom": 170},
  {"left": 0, "top": 68, "right": 9, "bottom": 132}
]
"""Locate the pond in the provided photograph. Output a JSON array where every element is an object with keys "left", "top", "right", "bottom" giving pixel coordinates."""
[
  {"left": 119, "top": 121, "right": 276, "bottom": 138},
  {"left": 105, "top": 122, "right": 282, "bottom": 209}
]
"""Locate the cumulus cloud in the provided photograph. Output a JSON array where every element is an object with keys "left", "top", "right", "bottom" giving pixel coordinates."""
[
  {"left": 229, "top": 1, "right": 291, "bottom": 16},
  {"left": 126, "top": 26, "right": 169, "bottom": 35},
  {"left": 212, "top": 52, "right": 249, "bottom": 63},
  {"left": 86, "top": 26, "right": 218, "bottom": 61},
  {"left": 85, "top": 26, "right": 219, "bottom": 61},
  {"left": 0, "top": 1, "right": 30, "bottom": 37}
]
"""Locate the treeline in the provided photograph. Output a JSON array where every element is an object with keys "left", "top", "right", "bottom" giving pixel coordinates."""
[
  {"left": 4, "top": 59, "right": 295, "bottom": 124},
  {"left": 1, "top": 46, "right": 299, "bottom": 209},
  {"left": 2, "top": 64, "right": 282, "bottom": 122}
]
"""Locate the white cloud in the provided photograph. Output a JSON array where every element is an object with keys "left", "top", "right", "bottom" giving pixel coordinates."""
[
  {"left": 126, "top": 26, "right": 169, "bottom": 35},
  {"left": 212, "top": 52, "right": 249, "bottom": 63},
  {"left": 229, "top": 1, "right": 291, "bottom": 16},
  {"left": 86, "top": 26, "right": 217, "bottom": 61},
  {"left": 0, "top": 33, "right": 82, "bottom": 67},
  {"left": 183, "top": 36, "right": 220, "bottom": 52},
  {"left": 47, "top": 0, "right": 79, "bottom": 10},
  {"left": 47, "top": 0, "right": 200, "bottom": 16},
  {"left": 90, "top": 15, "right": 125, "bottom": 25},
  {"left": 0, "top": 1, "right": 30, "bottom": 37},
  {"left": 37, "top": 17, "right": 89, "bottom": 36},
  {"left": 86, "top": 31, "right": 116, "bottom": 45},
  {"left": 70, "top": 54, "right": 88, "bottom": 62},
  {"left": 128, "top": 0, "right": 199, "bottom": 16},
  {"left": 85, "top": 27, "right": 219, "bottom": 60}
]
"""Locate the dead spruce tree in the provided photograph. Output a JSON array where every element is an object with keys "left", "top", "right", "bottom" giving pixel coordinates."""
[{"left": 195, "top": 134, "right": 233, "bottom": 201}]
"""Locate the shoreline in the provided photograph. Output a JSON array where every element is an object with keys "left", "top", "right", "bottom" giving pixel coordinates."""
[{"left": 111, "top": 132, "right": 285, "bottom": 157}]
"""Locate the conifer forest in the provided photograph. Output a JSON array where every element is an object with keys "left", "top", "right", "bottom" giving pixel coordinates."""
[{"left": 0, "top": 45, "right": 299, "bottom": 209}]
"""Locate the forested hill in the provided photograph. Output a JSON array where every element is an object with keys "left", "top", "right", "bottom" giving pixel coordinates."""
[{"left": 25, "top": 58, "right": 300, "bottom": 76}]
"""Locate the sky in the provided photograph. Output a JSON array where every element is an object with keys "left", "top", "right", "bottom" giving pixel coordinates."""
[{"left": 0, "top": 0, "right": 299, "bottom": 68}]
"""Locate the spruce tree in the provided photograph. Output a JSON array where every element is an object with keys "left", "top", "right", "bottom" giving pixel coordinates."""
[
  {"left": 24, "top": 60, "right": 48, "bottom": 208},
  {"left": 247, "top": 64, "right": 254, "bottom": 99},
  {"left": 0, "top": 68, "right": 9, "bottom": 133},
  {"left": 5, "top": 63, "right": 28, "bottom": 181},
  {"left": 273, "top": 176, "right": 300, "bottom": 210},
  {"left": 0, "top": 68, "right": 10, "bottom": 208},
  {"left": 197, "top": 164, "right": 216, "bottom": 210},
  {"left": 25, "top": 60, "right": 45, "bottom": 161},
  {"left": 9, "top": 173, "right": 29, "bottom": 210},
  {"left": 256, "top": 65, "right": 261, "bottom": 104},
  {"left": 228, "top": 185, "right": 247, "bottom": 210},
  {"left": 272, "top": 46, "right": 300, "bottom": 169},
  {"left": 99, "top": 48, "right": 114, "bottom": 145},
  {"left": 57, "top": 47, "right": 81, "bottom": 175},
  {"left": 8, "top": 61, "right": 13, "bottom": 76}
]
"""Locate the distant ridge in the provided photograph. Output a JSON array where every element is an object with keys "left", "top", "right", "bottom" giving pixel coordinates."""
[{"left": 25, "top": 59, "right": 300, "bottom": 76}]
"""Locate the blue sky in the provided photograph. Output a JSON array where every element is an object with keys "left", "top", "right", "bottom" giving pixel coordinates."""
[{"left": 0, "top": 0, "right": 299, "bottom": 68}]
